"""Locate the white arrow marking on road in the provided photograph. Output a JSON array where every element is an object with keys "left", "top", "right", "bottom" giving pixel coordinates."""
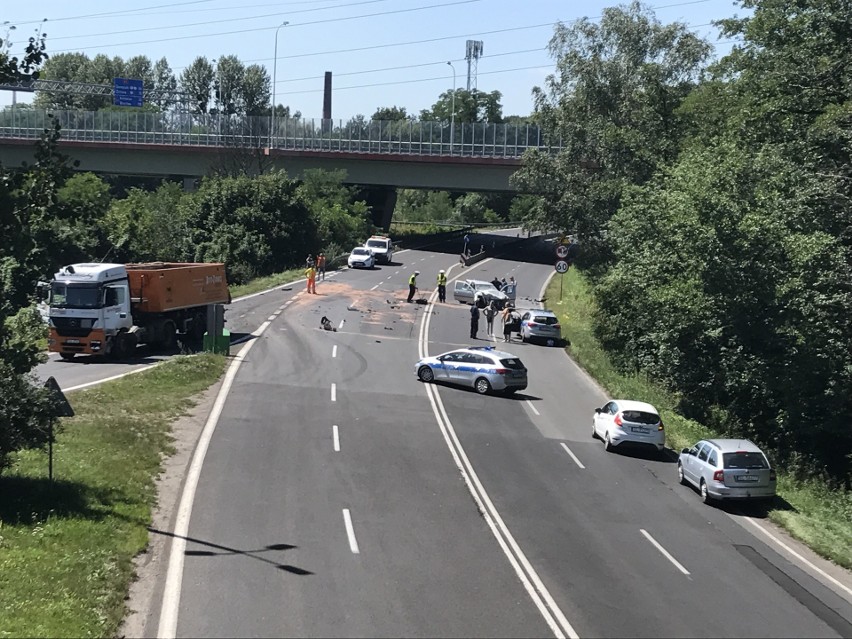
[
  {"left": 640, "top": 529, "right": 690, "bottom": 575},
  {"left": 560, "top": 443, "right": 585, "bottom": 469}
]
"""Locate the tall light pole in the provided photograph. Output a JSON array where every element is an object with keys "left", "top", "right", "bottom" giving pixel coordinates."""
[
  {"left": 446, "top": 61, "right": 456, "bottom": 154},
  {"left": 270, "top": 20, "right": 289, "bottom": 149}
]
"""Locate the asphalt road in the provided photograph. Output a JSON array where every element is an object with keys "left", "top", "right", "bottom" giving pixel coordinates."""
[{"left": 50, "top": 231, "right": 852, "bottom": 637}]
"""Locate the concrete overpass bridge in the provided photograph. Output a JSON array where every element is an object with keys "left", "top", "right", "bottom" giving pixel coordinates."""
[{"left": 0, "top": 109, "right": 558, "bottom": 226}]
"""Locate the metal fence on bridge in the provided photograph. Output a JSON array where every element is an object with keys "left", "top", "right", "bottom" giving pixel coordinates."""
[{"left": 0, "top": 109, "right": 561, "bottom": 159}]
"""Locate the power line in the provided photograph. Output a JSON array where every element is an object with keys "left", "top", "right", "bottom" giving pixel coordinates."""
[
  {"left": 45, "top": 0, "right": 482, "bottom": 54},
  {"left": 47, "top": 0, "right": 394, "bottom": 42}
]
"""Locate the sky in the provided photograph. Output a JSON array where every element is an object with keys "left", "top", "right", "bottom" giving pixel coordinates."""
[{"left": 1, "top": 0, "right": 747, "bottom": 120}]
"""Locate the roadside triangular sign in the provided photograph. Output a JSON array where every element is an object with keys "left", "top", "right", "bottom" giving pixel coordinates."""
[{"left": 44, "top": 376, "right": 75, "bottom": 417}]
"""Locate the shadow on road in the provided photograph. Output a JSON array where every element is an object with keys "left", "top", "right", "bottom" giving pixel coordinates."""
[{"left": 148, "top": 527, "right": 313, "bottom": 576}]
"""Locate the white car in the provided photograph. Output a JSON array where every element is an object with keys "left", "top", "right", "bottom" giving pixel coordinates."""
[
  {"left": 592, "top": 399, "right": 665, "bottom": 453},
  {"left": 347, "top": 247, "right": 375, "bottom": 269}
]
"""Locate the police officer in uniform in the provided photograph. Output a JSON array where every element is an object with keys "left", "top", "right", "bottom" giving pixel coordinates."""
[
  {"left": 436, "top": 269, "right": 447, "bottom": 303},
  {"left": 407, "top": 271, "right": 420, "bottom": 303}
]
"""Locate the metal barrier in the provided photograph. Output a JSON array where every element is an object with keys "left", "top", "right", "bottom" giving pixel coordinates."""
[{"left": 0, "top": 109, "right": 562, "bottom": 159}]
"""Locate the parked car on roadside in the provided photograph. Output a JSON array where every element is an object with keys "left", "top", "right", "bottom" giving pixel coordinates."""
[
  {"left": 519, "top": 309, "right": 561, "bottom": 344},
  {"left": 592, "top": 399, "right": 665, "bottom": 453},
  {"left": 677, "top": 439, "right": 776, "bottom": 505},
  {"left": 347, "top": 246, "right": 375, "bottom": 269},
  {"left": 415, "top": 346, "right": 527, "bottom": 395}
]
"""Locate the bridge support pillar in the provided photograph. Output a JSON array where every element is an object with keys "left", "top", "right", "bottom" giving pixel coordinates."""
[{"left": 361, "top": 186, "right": 397, "bottom": 231}]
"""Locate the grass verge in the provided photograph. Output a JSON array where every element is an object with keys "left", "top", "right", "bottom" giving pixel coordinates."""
[
  {"left": 229, "top": 268, "right": 306, "bottom": 299},
  {"left": 547, "top": 269, "right": 852, "bottom": 570},
  {"left": 0, "top": 353, "right": 228, "bottom": 638}
]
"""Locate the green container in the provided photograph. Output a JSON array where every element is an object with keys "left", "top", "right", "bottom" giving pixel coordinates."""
[{"left": 203, "top": 328, "right": 231, "bottom": 355}]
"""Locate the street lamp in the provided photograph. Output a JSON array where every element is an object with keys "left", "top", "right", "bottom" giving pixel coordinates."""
[
  {"left": 270, "top": 20, "right": 290, "bottom": 149},
  {"left": 446, "top": 61, "right": 456, "bottom": 154}
]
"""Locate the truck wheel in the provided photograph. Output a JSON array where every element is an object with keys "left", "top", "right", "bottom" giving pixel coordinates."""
[
  {"left": 59, "top": 353, "right": 75, "bottom": 361},
  {"left": 112, "top": 333, "right": 136, "bottom": 360},
  {"left": 161, "top": 321, "right": 177, "bottom": 351}
]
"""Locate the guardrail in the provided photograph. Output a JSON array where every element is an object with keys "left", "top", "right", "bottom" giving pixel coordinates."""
[{"left": 0, "top": 109, "right": 561, "bottom": 159}]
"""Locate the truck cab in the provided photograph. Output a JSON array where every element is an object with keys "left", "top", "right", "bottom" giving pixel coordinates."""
[{"left": 48, "top": 263, "right": 133, "bottom": 359}]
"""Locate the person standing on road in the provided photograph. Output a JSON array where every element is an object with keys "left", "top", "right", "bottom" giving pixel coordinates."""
[
  {"left": 306, "top": 254, "right": 315, "bottom": 268},
  {"left": 305, "top": 264, "right": 317, "bottom": 294},
  {"left": 317, "top": 252, "right": 326, "bottom": 280},
  {"left": 470, "top": 303, "right": 480, "bottom": 339},
  {"left": 501, "top": 304, "right": 516, "bottom": 342},
  {"left": 436, "top": 269, "right": 447, "bottom": 303},
  {"left": 407, "top": 270, "right": 420, "bottom": 303},
  {"left": 483, "top": 300, "right": 497, "bottom": 336}
]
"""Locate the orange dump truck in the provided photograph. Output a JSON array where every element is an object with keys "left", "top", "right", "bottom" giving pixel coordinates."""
[{"left": 47, "top": 262, "right": 230, "bottom": 360}]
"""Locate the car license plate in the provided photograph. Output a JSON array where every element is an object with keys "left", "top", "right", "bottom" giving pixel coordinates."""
[
  {"left": 66, "top": 339, "right": 81, "bottom": 344},
  {"left": 736, "top": 475, "right": 759, "bottom": 482},
  {"left": 631, "top": 427, "right": 650, "bottom": 434},
  {"left": 512, "top": 371, "right": 524, "bottom": 378}
]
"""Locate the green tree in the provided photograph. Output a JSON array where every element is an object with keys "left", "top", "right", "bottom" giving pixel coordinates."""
[
  {"left": 152, "top": 57, "right": 178, "bottom": 110},
  {"left": 371, "top": 106, "right": 411, "bottom": 121},
  {"left": 180, "top": 57, "right": 215, "bottom": 114},
  {"left": 420, "top": 89, "right": 503, "bottom": 123},
  {"left": 512, "top": 0, "right": 712, "bottom": 265},
  {"left": 242, "top": 64, "right": 270, "bottom": 116},
  {"left": 296, "top": 169, "right": 371, "bottom": 252}
]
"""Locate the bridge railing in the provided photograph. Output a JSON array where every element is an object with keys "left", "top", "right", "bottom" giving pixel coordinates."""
[{"left": 0, "top": 109, "right": 561, "bottom": 158}]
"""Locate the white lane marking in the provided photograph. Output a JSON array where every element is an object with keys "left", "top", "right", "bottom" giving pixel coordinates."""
[
  {"left": 418, "top": 265, "right": 578, "bottom": 639},
  {"left": 331, "top": 383, "right": 337, "bottom": 402},
  {"left": 526, "top": 400, "right": 540, "bottom": 416},
  {"left": 267, "top": 315, "right": 277, "bottom": 321},
  {"left": 370, "top": 284, "right": 379, "bottom": 291},
  {"left": 338, "top": 319, "right": 345, "bottom": 330},
  {"left": 640, "top": 529, "right": 690, "bottom": 576},
  {"left": 66, "top": 362, "right": 160, "bottom": 392},
  {"left": 333, "top": 425, "right": 340, "bottom": 452},
  {"left": 395, "top": 270, "right": 400, "bottom": 275},
  {"left": 560, "top": 443, "right": 586, "bottom": 469},
  {"left": 740, "top": 516, "right": 852, "bottom": 600},
  {"left": 342, "top": 508, "right": 360, "bottom": 554},
  {"left": 332, "top": 344, "right": 338, "bottom": 358},
  {"left": 386, "top": 276, "right": 392, "bottom": 280},
  {"left": 158, "top": 318, "right": 272, "bottom": 639}
]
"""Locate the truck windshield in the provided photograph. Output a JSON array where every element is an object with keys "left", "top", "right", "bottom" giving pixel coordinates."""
[{"left": 50, "top": 282, "right": 102, "bottom": 309}]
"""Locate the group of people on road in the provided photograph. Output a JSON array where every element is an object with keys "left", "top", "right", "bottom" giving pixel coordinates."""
[
  {"left": 470, "top": 297, "right": 521, "bottom": 341},
  {"left": 304, "top": 253, "right": 326, "bottom": 294}
]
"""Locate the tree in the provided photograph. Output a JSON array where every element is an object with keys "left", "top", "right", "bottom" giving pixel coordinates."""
[
  {"left": 152, "top": 57, "right": 178, "bottom": 111},
  {"left": 512, "top": 0, "right": 712, "bottom": 265},
  {"left": 371, "top": 106, "right": 411, "bottom": 121},
  {"left": 179, "top": 57, "right": 215, "bottom": 114},
  {"left": 242, "top": 64, "right": 270, "bottom": 116},
  {"left": 420, "top": 88, "right": 503, "bottom": 123},
  {"left": 296, "top": 169, "right": 371, "bottom": 252}
]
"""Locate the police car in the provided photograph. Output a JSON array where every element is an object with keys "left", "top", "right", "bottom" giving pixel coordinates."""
[{"left": 414, "top": 346, "right": 528, "bottom": 395}]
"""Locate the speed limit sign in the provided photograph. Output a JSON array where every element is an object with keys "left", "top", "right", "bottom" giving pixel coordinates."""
[
  {"left": 555, "top": 260, "right": 569, "bottom": 274},
  {"left": 556, "top": 244, "right": 570, "bottom": 259}
]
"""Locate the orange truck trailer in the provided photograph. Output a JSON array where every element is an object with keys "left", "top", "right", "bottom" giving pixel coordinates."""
[{"left": 47, "top": 262, "right": 230, "bottom": 360}]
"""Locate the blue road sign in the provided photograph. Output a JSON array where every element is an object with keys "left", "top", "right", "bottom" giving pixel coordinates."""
[{"left": 113, "top": 77, "right": 143, "bottom": 107}]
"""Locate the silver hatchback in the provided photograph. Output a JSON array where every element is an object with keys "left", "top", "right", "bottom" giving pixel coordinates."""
[
  {"left": 678, "top": 439, "right": 777, "bottom": 504},
  {"left": 414, "top": 346, "right": 528, "bottom": 395},
  {"left": 519, "top": 309, "right": 562, "bottom": 344}
]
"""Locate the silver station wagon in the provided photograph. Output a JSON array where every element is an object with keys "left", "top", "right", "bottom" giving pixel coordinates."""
[
  {"left": 414, "top": 346, "right": 528, "bottom": 395},
  {"left": 678, "top": 439, "right": 777, "bottom": 504}
]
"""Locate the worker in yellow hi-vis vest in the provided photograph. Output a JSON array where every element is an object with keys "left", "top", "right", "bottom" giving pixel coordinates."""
[
  {"left": 305, "top": 265, "right": 317, "bottom": 294},
  {"left": 407, "top": 271, "right": 420, "bottom": 303},
  {"left": 436, "top": 269, "right": 447, "bottom": 303}
]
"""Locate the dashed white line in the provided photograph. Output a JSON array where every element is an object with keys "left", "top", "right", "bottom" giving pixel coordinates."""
[
  {"left": 370, "top": 284, "right": 379, "bottom": 291},
  {"left": 331, "top": 383, "right": 337, "bottom": 402},
  {"left": 526, "top": 400, "right": 540, "bottom": 416},
  {"left": 342, "top": 508, "right": 360, "bottom": 554},
  {"left": 640, "top": 529, "right": 690, "bottom": 575},
  {"left": 332, "top": 345, "right": 338, "bottom": 358},
  {"left": 560, "top": 443, "right": 586, "bottom": 469},
  {"left": 267, "top": 315, "right": 277, "bottom": 321},
  {"left": 395, "top": 270, "right": 400, "bottom": 275},
  {"left": 386, "top": 276, "right": 392, "bottom": 280},
  {"left": 338, "top": 319, "right": 345, "bottom": 330},
  {"left": 333, "top": 425, "right": 340, "bottom": 452},
  {"left": 273, "top": 310, "right": 281, "bottom": 316}
]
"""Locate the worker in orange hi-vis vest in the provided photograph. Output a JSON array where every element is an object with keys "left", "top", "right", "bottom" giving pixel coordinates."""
[{"left": 305, "top": 264, "right": 317, "bottom": 294}]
